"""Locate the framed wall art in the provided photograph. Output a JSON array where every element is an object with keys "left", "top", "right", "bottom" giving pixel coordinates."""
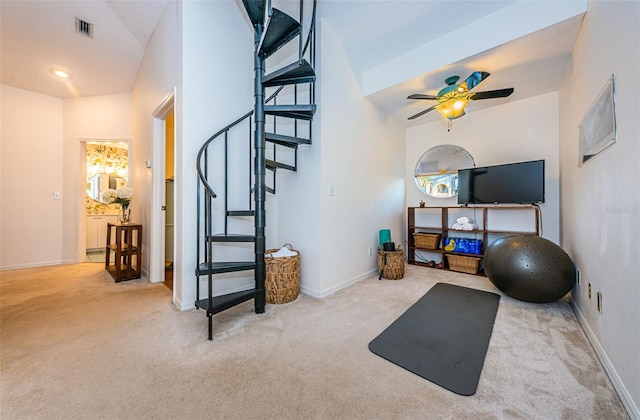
[{"left": 578, "top": 74, "right": 616, "bottom": 166}]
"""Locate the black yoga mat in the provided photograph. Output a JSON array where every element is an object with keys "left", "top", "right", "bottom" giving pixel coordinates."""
[{"left": 369, "top": 282, "right": 500, "bottom": 396}]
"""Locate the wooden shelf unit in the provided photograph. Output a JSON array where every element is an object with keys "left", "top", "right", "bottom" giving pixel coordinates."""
[
  {"left": 407, "top": 206, "right": 540, "bottom": 275},
  {"left": 105, "top": 223, "right": 142, "bottom": 282}
]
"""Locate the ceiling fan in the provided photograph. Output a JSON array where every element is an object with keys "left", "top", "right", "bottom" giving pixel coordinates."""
[{"left": 407, "top": 71, "right": 514, "bottom": 121}]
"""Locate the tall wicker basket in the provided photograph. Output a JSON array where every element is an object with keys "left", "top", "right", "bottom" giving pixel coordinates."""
[
  {"left": 377, "top": 245, "right": 405, "bottom": 280},
  {"left": 265, "top": 244, "right": 300, "bottom": 304}
]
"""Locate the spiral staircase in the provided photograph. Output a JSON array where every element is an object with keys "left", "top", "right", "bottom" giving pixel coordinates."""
[{"left": 195, "top": 0, "right": 316, "bottom": 340}]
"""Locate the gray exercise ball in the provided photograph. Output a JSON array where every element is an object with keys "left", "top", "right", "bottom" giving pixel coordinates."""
[{"left": 483, "top": 235, "right": 576, "bottom": 303}]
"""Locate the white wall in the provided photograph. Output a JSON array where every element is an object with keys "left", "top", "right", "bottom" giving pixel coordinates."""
[
  {"left": 178, "top": 0, "right": 255, "bottom": 308},
  {"left": 132, "top": 0, "right": 179, "bottom": 286},
  {"left": 406, "top": 93, "right": 561, "bottom": 244},
  {"left": 0, "top": 85, "right": 63, "bottom": 269},
  {"left": 559, "top": 1, "right": 640, "bottom": 416},
  {"left": 62, "top": 93, "right": 132, "bottom": 263},
  {"left": 291, "top": 19, "right": 405, "bottom": 297}
]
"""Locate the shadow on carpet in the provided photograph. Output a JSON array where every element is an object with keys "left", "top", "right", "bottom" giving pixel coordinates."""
[{"left": 369, "top": 282, "right": 500, "bottom": 396}]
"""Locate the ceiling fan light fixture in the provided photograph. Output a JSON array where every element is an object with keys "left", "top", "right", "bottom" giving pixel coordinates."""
[
  {"left": 453, "top": 99, "right": 466, "bottom": 110},
  {"left": 437, "top": 98, "right": 467, "bottom": 120},
  {"left": 407, "top": 71, "right": 514, "bottom": 125}
]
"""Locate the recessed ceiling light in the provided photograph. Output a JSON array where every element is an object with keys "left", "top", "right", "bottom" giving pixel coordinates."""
[{"left": 53, "top": 69, "right": 69, "bottom": 79}]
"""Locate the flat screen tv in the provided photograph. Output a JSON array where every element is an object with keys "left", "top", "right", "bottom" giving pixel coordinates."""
[{"left": 457, "top": 159, "right": 545, "bottom": 205}]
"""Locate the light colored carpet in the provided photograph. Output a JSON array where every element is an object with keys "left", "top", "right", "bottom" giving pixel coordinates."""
[{"left": 0, "top": 263, "right": 628, "bottom": 419}]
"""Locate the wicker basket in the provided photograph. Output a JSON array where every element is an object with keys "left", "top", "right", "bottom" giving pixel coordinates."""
[
  {"left": 265, "top": 244, "right": 300, "bottom": 304},
  {"left": 446, "top": 254, "right": 481, "bottom": 275},
  {"left": 377, "top": 245, "right": 405, "bottom": 280},
  {"left": 413, "top": 233, "right": 442, "bottom": 250}
]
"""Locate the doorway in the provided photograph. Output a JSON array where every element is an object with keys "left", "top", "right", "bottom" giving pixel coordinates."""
[
  {"left": 164, "top": 112, "right": 175, "bottom": 290},
  {"left": 80, "top": 139, "right": 130, "bottom": 264},
  {"left": 150, "top": 90, "right": 176, "bottom": 297}
]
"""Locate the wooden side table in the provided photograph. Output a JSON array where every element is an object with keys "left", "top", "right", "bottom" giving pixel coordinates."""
[{"left": 106, "top": 222, "right": 142, "bottom": 282}]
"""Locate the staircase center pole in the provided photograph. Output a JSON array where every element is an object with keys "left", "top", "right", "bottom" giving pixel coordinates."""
[{"left": 254, "top": 24, "right": 266, "bottom": 314}]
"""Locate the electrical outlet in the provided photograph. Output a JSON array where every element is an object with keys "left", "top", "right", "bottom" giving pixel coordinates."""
[
  {"left": 597, "top": 292, "right": 603, "bottom": 313},
  {"left": 588, "top": 283, "right": 592, "bottom": 299},
  {"left": 368, "top": 247, "right": 373, "bottom": 256}
]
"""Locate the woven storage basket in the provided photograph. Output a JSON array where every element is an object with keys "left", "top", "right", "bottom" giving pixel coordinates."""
[
  {"left": 446, "top": 254, "right": 481, "bottom": 274},
  {"left": 377, "top": 245, "right": 405, "bottom": 280},
  {"left": 413, "top": 233, "right": 442, "bottom": 250},
  {"left": 265, "top": 244, "right": 300, "bottom": 304}
]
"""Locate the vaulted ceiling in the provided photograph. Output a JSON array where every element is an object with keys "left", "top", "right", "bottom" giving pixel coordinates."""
[
  {"left": 320, "top": 1, "right": 585, "bottom": 125},
  {"left": 0, "top": 0, "right": 585, "bottom": 126},
  {"left": 0, "top": 0, "right": 168, "bottom": 98}
]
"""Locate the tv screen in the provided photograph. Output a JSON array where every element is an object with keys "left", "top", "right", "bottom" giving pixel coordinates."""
[{"left": 458, "top": 160, "right": 545, "bottom": 205}]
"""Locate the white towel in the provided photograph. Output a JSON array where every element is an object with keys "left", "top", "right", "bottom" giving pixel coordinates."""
[
  {"left": 461, "top": 222, "right": 477, "bottom": 231},
  {"left": 267, "top": 246, "right": 297, "bottom": 258},
  {"left": 456, "top": 216, "right": 472, "bottom": 224},
  {"left": 452, "top": 222, "right": 464, "bottom": 230}
]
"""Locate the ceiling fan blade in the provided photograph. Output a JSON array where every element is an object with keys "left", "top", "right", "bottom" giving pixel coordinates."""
[
  {"left": 408, "top": 94, "right": 440, "bottom": 100},
  {"left": 408, "top": 104, "right": 438, "bottom": 120},
  {"left": 464, "top": 71, "right": 490, "bottom": 90},
  {"left": 470, "top": 88, "right": 514, "bottom": 100}
]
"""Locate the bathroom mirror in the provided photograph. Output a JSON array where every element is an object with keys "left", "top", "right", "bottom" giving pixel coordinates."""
[
  {"left": 414, "top": 144, "right": 474, "bottom": 198},
  {"left": 87, "top": 173, "right": 127, "bottom": 203},
  {"left": 86, "top": 142, "right": 129, "bottom": 204}
]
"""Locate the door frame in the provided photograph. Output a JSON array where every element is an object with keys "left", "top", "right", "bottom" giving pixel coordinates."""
[
  {"left": 150, "top": 89, "right": 175, "bottom": 288},
  {"left": 78, "top": 138, "right": 131, "bottom": 262}
]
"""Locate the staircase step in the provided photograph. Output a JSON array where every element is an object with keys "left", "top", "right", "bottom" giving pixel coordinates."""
[
  {"left": 227, "top": 210, "right": 255, "bottom": 217},
  {"left": 266, "top": 159, "right": 296, "bottom": 172},
  {"left": 264, "top": 104, "right": 316, "bottom": 121},
  {"left": 263, "top": 59, "right": 316, "bottom": 87},
  {"left": 266, "top": 132, "right": 311, "bottom": 148},
  {"left": 241, "top": 0, "right": 265, "bottom": 26},
  {"left": 259, "top": 8, "right": 301, "bottom": 58},
  {"left": 207, "top": 234, "right": 256, "bottom": 243},
  {"left": 195, "top": 288, "right": 259, "bottom": 316},
  {"left": 196, "top": 261, "right": 256, "bottom": 276}
]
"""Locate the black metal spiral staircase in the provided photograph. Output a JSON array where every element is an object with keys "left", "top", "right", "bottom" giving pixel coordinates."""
[{"left": 195, "top": 0, "right": 316, "bottom": 340}]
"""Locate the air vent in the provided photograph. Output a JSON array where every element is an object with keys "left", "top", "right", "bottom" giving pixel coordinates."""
[{"left": 75, "top": 17, "right": 93, "bottom": 38}]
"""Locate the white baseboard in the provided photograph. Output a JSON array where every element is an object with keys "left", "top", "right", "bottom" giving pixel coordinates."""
[
  {"left": 177, "top": 269, "right": 377, "bottom": 309},
  {"left": 570, "top": 298, "right": 639, "bottom": 420},
  {"left": 174, "top": 295, "right": 195, "bottom": 311},
  {"left": 141, "top": 267, "right": 156, "bottom": 283},
  {"left": 300, "top": 268, "right": 377, "bottom": 299},
  {"left": 0, "top": 260, "right": 63, "bottom": 271}
]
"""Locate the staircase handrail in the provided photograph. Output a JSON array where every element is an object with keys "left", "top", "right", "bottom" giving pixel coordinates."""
[
  {"left": 300, "top": 0, "right": 317, "bottom": 60},
  {"left": 195, "top": 85, "right": 286, "bottom": 199}
]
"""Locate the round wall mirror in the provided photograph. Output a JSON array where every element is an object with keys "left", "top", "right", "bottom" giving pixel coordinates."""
[{"left": 414, "top": 145, "right": 474, "bottom": 198}]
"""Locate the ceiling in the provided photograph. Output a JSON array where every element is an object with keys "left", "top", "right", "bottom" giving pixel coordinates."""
[
  {"left": 368, "top": 15, "right": 584, "bottom": 126},
  {"left": 0, "top": 0, "right": 583, "bottom": 126},
  {"left": 320, "top": 0, "right": 584, "bottom": 126},
  {"left": 320, "top": 1, "right": 517, "bottom": 77},
  {"left": 0, "top": 0, "right": 168, "bottom": 98}
]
